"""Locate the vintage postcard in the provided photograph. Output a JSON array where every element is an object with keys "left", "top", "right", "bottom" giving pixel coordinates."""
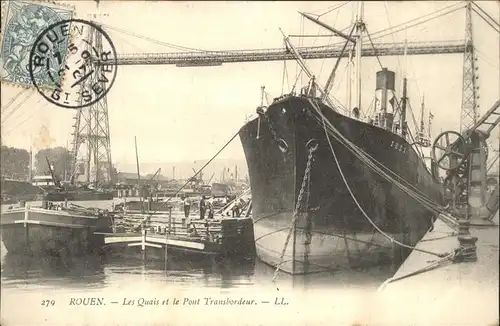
[{"left": 1, "top": 1, "right": 499, "bottom": 325}]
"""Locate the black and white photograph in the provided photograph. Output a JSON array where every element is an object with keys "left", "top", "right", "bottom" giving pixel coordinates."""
[{"left": 1, "top": 1, "right": 499, "bottom": 325}]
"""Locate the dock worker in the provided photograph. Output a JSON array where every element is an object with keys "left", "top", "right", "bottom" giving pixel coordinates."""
[
  {"left": 182, "top": 195, "right": 191, "bottom": 218},
  {"left": 232, "top": 201, "right": 240, "bottom": 217},
  {"left": 206, "top": 198, "right": 214, "bottom": 219},
  {"left": 199, "top": 196, "right": 206, "bottom": 220}
]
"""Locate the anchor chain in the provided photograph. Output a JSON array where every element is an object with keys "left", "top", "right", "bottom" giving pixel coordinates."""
[
  {"left": 303, "top": 148, "right": 313, "bottom": 273},
  {"left": 272, "top": 139, "right": 317, "bottom": 280},
  {"left": 256, "top": 106, "right": 283, "bottom": 150}
]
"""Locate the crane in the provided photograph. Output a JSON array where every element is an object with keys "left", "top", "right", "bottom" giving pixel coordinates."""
[{"left": 432, "top": 100, "right": 500, "bottom": 220}]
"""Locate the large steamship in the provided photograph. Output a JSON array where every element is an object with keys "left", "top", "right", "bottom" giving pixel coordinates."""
[{"left": 238, "top": 6, "right": 444, "bottom": 274}]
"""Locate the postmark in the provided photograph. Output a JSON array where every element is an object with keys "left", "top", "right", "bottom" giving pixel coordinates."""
[
  {"left": 0, "top": 0, "right": 74, "bottom": 88},
  {"left": 28, "top": 19, "right": 118, "bottom": 109}
]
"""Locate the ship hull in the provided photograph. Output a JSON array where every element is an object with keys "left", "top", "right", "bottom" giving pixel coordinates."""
[
  {"left": 239, "top": 96, "right": 443, "bottom": 274},
  {"left": 44, "top": 191, "right": 114, "bottom": 201},
  {"left": 0, "top": 179, "right": 43, "bottom": 204},
  {"left": 0, "top": 207, "right": 112, "bottom": 256}
]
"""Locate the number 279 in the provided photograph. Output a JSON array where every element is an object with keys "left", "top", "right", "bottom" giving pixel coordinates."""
[{"left": 41, "top": 300, "right": 55, "bottom": 307}]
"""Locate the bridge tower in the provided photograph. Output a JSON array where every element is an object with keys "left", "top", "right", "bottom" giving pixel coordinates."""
[
  {"left": 69, "top": 17, "right": 113, "bottom": 185},
  {"left": 460, "top": 1, "right": 480, "bottom": 133}
]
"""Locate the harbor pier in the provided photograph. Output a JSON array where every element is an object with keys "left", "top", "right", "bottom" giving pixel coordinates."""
[
  {"left": 376, "top": 210, "right": 499, "bottom": 325},
  {"left": 98, "top": 208, "right": 255, "bottom": 257}
]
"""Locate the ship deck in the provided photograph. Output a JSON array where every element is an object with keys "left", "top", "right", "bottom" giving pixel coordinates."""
[{"left": 376, "top": 210, "right": 499, "bottom": 325}]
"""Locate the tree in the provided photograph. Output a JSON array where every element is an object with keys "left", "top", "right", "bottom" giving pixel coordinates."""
[
  {"left": 1, "top": 146, "right": 30, "bottom": 180},
  {"left": 34, "top": 147, "right": 71, "bottom": 181}
]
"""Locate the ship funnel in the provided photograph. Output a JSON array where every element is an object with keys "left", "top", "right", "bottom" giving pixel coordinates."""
[{"left": 375, "top": 68, "right": 396, "bottom": 130}]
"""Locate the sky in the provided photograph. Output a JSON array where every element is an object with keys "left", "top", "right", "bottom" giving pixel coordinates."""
[{"left": 1, "top": 1, "right": 499, "bottom": 173}]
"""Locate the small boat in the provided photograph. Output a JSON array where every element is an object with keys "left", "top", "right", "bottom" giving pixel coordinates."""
[
  {"left": 40, "top": 156, "right": 114, "bottom": 202},
  {"left": 1, "top": 178, "right": 44, "bottom": 204},
  {"left": 102, "top": 211, "right": 255, "bottom": 258},
  {"left": 0, "top": 203, "right": 113, "bottom": 256}
]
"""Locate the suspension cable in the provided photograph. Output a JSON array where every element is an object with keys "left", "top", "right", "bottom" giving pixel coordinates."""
[
  {"left": 471, "top": 2, "right": 500, "bottom": 29},
  {"left": 371, "top": 5, "right": 465, "bottom": 42},
  {"left": 1, "top": 88, "right": 27, "bottom": 113},
  {"left": 471, "top": 7, "right": 500, "bottom": 34},
  {"left": 367, "top": 2, "right": 466, "bottom": 41},
  {"left": 4, "top": 101, "right": 48, "bottom": 136},
  {"left": 1, "top": 91, "right": 34, "bottom": 124},
  {"left": 101, "top": 23, "right": 208, "bottom": 52}
]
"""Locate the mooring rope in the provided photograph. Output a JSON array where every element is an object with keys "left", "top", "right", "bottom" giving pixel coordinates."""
[
  {"left": 314, "top": 101, "right": 450, "bottom": 258},
  {"left": 307, "top": 98, "right": 458, "bottom": 231}
]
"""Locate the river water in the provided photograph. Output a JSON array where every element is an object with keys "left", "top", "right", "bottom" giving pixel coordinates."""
[{"left": 1, "top": 200, "right": 397, "bottom": 325}]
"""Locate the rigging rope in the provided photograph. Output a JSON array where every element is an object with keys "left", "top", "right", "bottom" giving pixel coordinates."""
[
  {"left": 315, "top": 101, "right": 450, "bottom": 258},
  {"left": 383, "top": 1, "right": 402, "bottom": 74},
  {"left": 315, "top": 1, "right": 351, "bottom": 19},
  {"left": 290, "top": 70, "right": 303, "bottom": 94},
  {"left": 364, "top": 97, "right": 376, "bottom": 120},
  {"left": 307, "top": 98, "right": 457, "bottom": 229},
  {"left": 329, "top": 62, "right": 350, "bottom": 102},
  {"left": 317, "top": 6, "right": 343, "bottom": 82},
  {"left": 280, "top": 60, "right": 290, "bottom": 95},
  {"left": 365, "top": 26, "right": 383, "bottom": 70},
  {"left": 378, "top": 252, "right": 455, "bottom": 290},
  {"left": 138, "top": 129, "right": 240, "bottom": 222}
]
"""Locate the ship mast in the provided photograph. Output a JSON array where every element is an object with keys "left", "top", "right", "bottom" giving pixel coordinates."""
[
  {"left": 401, "top": 78, "right": 408, "bottom": 138},
  {"left": 280, "top": 29, "right": 337, "bottom": 110},
  {"left": 354, "top": 1, "right": 365, "bottom": 113},
  {"left": 428, "top": 110, "right": 433, "bottom": 138},
  {"left": 420, "top": 94, "right": 425, "bottom": 134},
  {"left": 400, "top": 39, "right": 408, "bottom": 139}
]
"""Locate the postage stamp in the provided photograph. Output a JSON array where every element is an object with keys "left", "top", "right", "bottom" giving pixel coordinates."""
[
  {"left": 28, "top": 19, "right": 118, "bottom": 109},
  {"left": 0, "top": 0, "right": 74, "bottom": 88}
]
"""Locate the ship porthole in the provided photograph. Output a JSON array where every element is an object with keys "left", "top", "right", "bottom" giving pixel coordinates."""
[{"left": 277, "top": 139, "right": 288, "bottom": 153}]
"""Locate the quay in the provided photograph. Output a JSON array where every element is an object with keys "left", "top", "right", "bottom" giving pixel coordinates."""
[
  {"left": 376, "top": 210, "right": 499, "bottom": 325},
  {"left": 97, "top": 208, "right": 255, "bottom": 257}
]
